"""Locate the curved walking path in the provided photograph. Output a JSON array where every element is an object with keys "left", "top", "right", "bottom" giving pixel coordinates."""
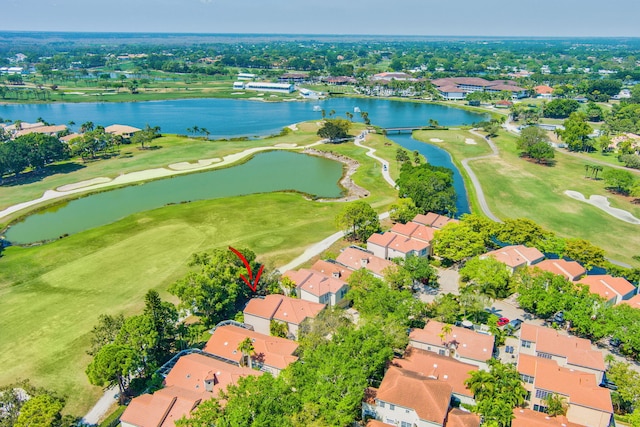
[
  {"left": 278, "top": 132, "right": 394, "bottom": 272},
  {"left": 462, "top": 129, "right": 502, "bottom": 222},
  {"left": 0, "top": 140, "right": 325, "bottom": 221}
]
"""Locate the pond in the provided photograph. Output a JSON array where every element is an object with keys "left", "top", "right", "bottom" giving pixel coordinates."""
[{"left": 4, "top": 151, "right": 343, "bottom": 244}]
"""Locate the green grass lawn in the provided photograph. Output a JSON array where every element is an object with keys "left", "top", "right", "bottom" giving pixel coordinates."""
[
  {"left": 0, "top": 121, "right": 401, "bottom": 416},
  {"left": 471, "top": 131, "right": 640, "bottom": 266}
]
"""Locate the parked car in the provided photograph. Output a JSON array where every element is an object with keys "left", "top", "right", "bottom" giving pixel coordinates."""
[
  {"left": 497, "top": 317, "right": 510, "bottom": 327},
  {"left": 507, "top": 319, "right": 523, "bottom": 331}
]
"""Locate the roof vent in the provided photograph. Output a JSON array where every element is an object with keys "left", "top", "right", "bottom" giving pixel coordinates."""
[
  {"left": 433, "top": 364, "right": 438, "bottom": 368},
  {"left": 463, "top": 343, "right": 467, "bottom": 347},
  {"left": 443, "top": 375, "right": 448, "bottom": 379},
  {"left": 483, "top": 348, "right": 487, "bottom": 352},
  {"left": 224, "top": 341, "right": 228, "bottom": 346}
]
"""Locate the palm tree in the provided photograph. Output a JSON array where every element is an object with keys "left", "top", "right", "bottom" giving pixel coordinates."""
[
  {"left": 545, "top": 393, "right": 568, "bottom": 416},
  {"left": 584, "top": 164, "right": 592, "bottom": 178},
  {"left": 238, "top": 337, "right": 255, "bottom": 369},
  {"left": 439, "top": 323, "right": 452, "bottom": 343},
  {"left": 464, "top": 369, "right": 495, "bottom": 400},
  {"left": 80, "top": 121, "right": 94, "bottom": 133},
  {"left": 604, "top": 353, "right": 615, "bottom": 369}
]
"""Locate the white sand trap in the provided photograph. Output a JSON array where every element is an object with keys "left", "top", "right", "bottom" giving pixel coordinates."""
[
  {"left": 57, "top": 177, "right": 112, "bottom": 192},
  {"left": 565, "top": 190, "right": 640, "bottom": 224},
  {"left": 168, "top": 158, "right": 221, "bottom": 171},
  {"left": 430, "top": 138, "right": 444, "bottom": 143},
  {"left": 287, "top": 123, "right": 299, "bottom": 131},
  {"left": 275, "top": 143, "right": 297, "bottom": 148},
  {"left": 465, "top": 138, "right": 478, "bottom": 145}
]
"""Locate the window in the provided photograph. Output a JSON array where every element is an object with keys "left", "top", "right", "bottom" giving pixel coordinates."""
[
  {"left": 389, "top": 404, "right": 395, "bottom": 411},
  {"left": 521, "top": 340, "right": 532, "bottom": 348},
  {"left": 535, "top": 389, "right": 551, "bottom": 400},
  {"left": 520, "top": 374, "right": 534, "bottom": 384},
  {"left": 379, "top": 401, "right": 385, "bottom": 408},
  {"left": 401, "top": 422, "right": 411, "bottom": 427},
  {"left": 537, "top": 352, "right": 553, "bottom": 359},
  {"left": 505, "top": 345, "right": 514, "bottom": 354},
  {"left": 439, "top": 349, "right": 446, "bottom": 356},
  {"left": 533, "top": 404, "right": 548, "bottom": 413}
]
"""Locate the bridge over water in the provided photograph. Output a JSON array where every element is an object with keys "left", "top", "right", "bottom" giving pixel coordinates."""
[{"left": 383, "top": 126, "right": 445, "bottom": 134}]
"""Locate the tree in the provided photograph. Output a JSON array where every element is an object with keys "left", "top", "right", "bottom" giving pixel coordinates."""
[
  {"left": 432, "top": 222, "right": 486, "bottom": 264},
  {"left": 382, "top": 264, "right": 414, "bottom": 291},
  {"left": 460, "top": 256, "right": 513, "bottom": 299},
  {"left": 316, "top": 118, "right": 351, "bottom": 142},
  {"left": 400, "top": 254, "right": 438, "bottom": 287},
  {"left": 395, "top": 148, "right": 410, "bottom": 164},
  {"left": 144, "top": 289, "right": 178, "bottom": 363},
  {"left": 237, "top": 337, "right": 255, "bottom": 369},
  {"left": 87, "top": 313, "right": 125, "bottom": 356},
  {"left": 115, "top": 314, "right": 158, "bottom": 375},
  {"left": 389, "top": 197, "right": 420, "bottom": 224},
  {"left": 79, "top": 121, "right": 94, "bottom": 133},
  {"left": 559, "top": 112, "right": 594, "bottom": 152},
  {"left": 86, "top": 344, "right": 139, "bottom": 404},
  {"left": 563, "top": 238, "right": 605, "bottom": 270},
  {"left": 545, "top": 393, "right": 568, "bottom": 416},
  {"left": 131, "top": 124, "right": 161, "bottom": 149},
  {"left": 396, "top": 163, "right": 457, "bottom": 215},
  {"left": 603, "top": 168, "right": 636, "bottom": 195},
  {"left": 14, "top": 394, "right": 64, "bottom": 427},
  {"left": 517, "top": 126, "right": 555, "bottom": 164},
  {"left": 335, "top": 201, "right": 380, "bottom": 242},
  {"left": 543, "top": 99, "right": 580, "bottom": 118},
  {"left": 270, "top": 320, "right": 289, "bottom": 338}
]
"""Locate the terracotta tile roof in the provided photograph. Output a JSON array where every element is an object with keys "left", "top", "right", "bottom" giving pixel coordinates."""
[
  {"left": 619, "top": 293, "right": 640, "bottom": 309},
  {"left": 164, "top": 353, "right": 259, "bottom": 394},
  {"left": 517, "top": 354, "right": 612, "bottom": 413},
  {"left": 391, "top": 346, "right": 478, "bottom": 398},
  {"left": 578, "top": 275, "right": 635, "bottom": 300},
  {"left": 367, "top": 232, "right": 399, "bottom": 247},
  {"left": 336, "top": 246, "right": 394, "bottom": 277},
  {"left": 534, "top": 259, "right": 586, "bottom": 281},
  {"left": 366, "top": 420, "right": 394, "bottom": 427},
  {"left": 388, "top": 236, "right": 429, "bottom": 255},
  {"left": 535, "top": 85, "right": 555, "bottom": 95},
  {"left": 488, "top": 83, "right": 526, "bottom": 92},
  {"left": 446, "top": 408, "right": 481, "bottom": 427},
  {"left": 520, "top": 324, "right": 605, "bottom": 372},
  {"left": 14, "top": 124, "right": 67, "bottom": 137},
  {"left": 512, "top": 408, "right": 585, "bottom": 427},
  {"left": 408, "top": 224, "right": 436, "bottom": 242},
  {"left": 243, "top": 294, "right": 325, "bottom": 326},
  {"left": 60, "top": 132, "right": 81, "bottom": 142},
  {"left": 437, "top": 85, "right": 467, "bottom": 93},
  {"left": 310, "top": 259, "right": 353, "bottom": 280},
  {"left": 390, "top": 222, "right": 420, "bottom": 237},
  {"left": 285, "top": 268, "right": 347, "bottom": 297},
  {"left": 376, "top": 366, "right": 452, "bottom": 424},
  {"left": 121, "top": 386, "right": 202, "bottom": 427},
  {"left": 203, "top": 325, "right": 298, "bottom": 370},
  {"left": 483, "top": 245, "right": 544, "bottom": 269},
  {"left": 412, "top": 213, "right": 458, "bottom": 229},
  {"left": 409, "top": 320, "right": 495, "bottom": 363},
  {"left": 105, "top": 124, "right": 141, "bottom": 135}
]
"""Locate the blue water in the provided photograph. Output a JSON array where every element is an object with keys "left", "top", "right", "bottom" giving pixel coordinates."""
[
  {"left": 388, "top": 133, "right": 470, "bottom": 215},
  {"left": 0, "top": 98, "right": 485, "bottom": 138}
]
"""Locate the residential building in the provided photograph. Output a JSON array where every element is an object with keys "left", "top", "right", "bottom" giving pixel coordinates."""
[
  {"left": 310, "top": 259, "right": 353, "bottom": 281},
  {"left": 431, "top": 77, "right": 527, "bottom": 100},
  {"left": 120, "top": 353, "right": 259, "bottom": 427},
  {"left": 511, "top": 408, "right": 585, "bottom": 427},
  {"left": 14, "top": 124, "right": 68, "bottom": 138},
  {"left": 535, "top": 85, "right": 554, "bottom": 99},
  {"left": 578, "top": 274, "right": 636, "bottom": 305},
  {"left": 367, "top": 225, "right": 432, "bottom": 260},
  {"left": 409, "top": 321, "right": 495, "bottom": 370},
  {"left": 335, "top": 246, "right": 395, "bottom": 279},
  {"left": 243, "top": 294, "right": 325, "bottom": 339},
  {"left": 533, "top": 259, "right": 586, "bottom": 281},
  {"left": 519, "top": 324, "right": 606, "bottom": 383},
  {"left": 517, "top": 354, "right": 613, "bottom": 427},
  {"left": 412, "top": 213, "right": 459, "bottom": 229},
  {"left": 283, "top": 268, "right": 349, "bottom": 306},
  {"left": 620, "top": 293, "right": 640, "bottom": 309},
  {"left": 233, "top": 81, "right": 245, "bottom": 89},
  {"left": 362, "top": 366, "right": 453, "bottom": 427},
  {"left": 203, "top": 324, "right": 298, "bottom": 376},
  {"left": 105, "top": 124, "right": 141, "bottom": 139},
  {"left": 237, "top": 72, "right": 256, "bottom": 80},
  {"left": 392, "top": 346, "right": 478, "bottom": 406},
  {"left": 481, "top": 245, "right": 545, "bottom": 274}
]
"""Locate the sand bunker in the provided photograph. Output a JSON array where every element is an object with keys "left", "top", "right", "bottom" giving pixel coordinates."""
[
  {"left": 275, "top": 143, "right": 297, "bottom": 148},
  {"left": 168, "top": 158, "right": 221, "bottom": 171},
  {"left": 57, "top": 177, "right": 112, "bottom": 191},
  {"left": 565, "top": 190, "right": 640, "bottom": 224},
  {"left": 465, "top": 138, "right": 477, "bottom": 145},
  {"left": 287, "top": 124, "right": 299, "bottom": 131},
  {"left": 430, "top": 138, "right": 444, "bottom": 143}
]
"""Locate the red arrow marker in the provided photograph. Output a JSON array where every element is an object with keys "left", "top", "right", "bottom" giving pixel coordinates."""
[{"left": 229, "top": 246, "right": 264, "bottom": 292}]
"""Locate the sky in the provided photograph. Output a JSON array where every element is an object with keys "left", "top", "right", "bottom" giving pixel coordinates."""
[{"left": 3, "top": 0, "right": 640, "bottom": 37}]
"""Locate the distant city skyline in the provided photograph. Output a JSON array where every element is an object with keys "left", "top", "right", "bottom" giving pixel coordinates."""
[{"left": 3, "top": 0, "right": 640, "bottom": 37}]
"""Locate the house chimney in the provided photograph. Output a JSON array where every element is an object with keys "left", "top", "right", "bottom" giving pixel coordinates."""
[{"left": 360, "top": 258, "right": 369, "bottom": 268}]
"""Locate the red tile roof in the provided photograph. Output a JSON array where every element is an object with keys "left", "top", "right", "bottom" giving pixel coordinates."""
[
  {"left": 310, "top": 259, "right": 353, "bottom": 280},
  {"left": 517, "top": 354, "right": 612, "bottom": 413},
  {"left": 120, "top": 386, "right": 202, "bottom": 427},
  {"left": 512, "top": 408, "right": 584, "bottom": 427},
  {"left": 392, "top": 346, "right": 478, "bottom": 398},
  {"left": 376, "top": 366, "right": 452, "bottom": 424},
  {"left": 366, "top": 421, "right": 395, "bottom": 427},
  {"left": 412, "top": 213, "right": 458, "bottom": 229},
  {"left": 578, "top": 275, "right": 635, "bottom": 301},
  {"left": 483, "top": 245, "right": 544, "bottom": 269},
  {"left": 336, "top": 246, "right": 394, "bottom": 277},
  {"left": 534, "top": 259, "right": 586, "bottom": 281},
  {"left": 409, "top": 320, "right": 495, "bottom": 363},
  {"left": 368, "top": 232, "right": 399, "bottom": 247},
  {"left": 284, "top": 268, "right": 347, "bottom": 297},
  {"left": 535, "top": 85, "right": 554, "bottom": 95},
  {"left": 243, "top": 294, "right": 325, "bottom": 326},
  {"left": 446, "top": 408, "right": 481, "bottom": 427},
  {"left": 388, "top": 236, "right": 429, "bottom": 255},
  {"left": 619, "top": 293, "right": 640, "bottom": 309},
  {"left": 203, "top": 325, "right": 298, "bottom": 370},
  {"left": 520, "top": 324, "right": 605, "bottom": 372}
]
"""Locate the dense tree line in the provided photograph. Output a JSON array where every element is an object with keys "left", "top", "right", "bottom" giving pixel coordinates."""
[
  {"left": 396, "top": 162, "right": 457, "bottom": 215},
  {"left": 0, "top": 380, "right": 77, "bottom": 427},
  {"left": 0, "top": 133, "right": 68, "bottom": 178}
]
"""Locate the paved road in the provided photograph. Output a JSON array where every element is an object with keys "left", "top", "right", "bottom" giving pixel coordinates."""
[
  {"left": 461, "top": 129, "right": 502, "bottom": 223},
  {"left": 353, "top": 131, "right": 397, "bottom": 188},
  {"left": 81, "top": 386, "right": 118, "bottom": 425}
]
